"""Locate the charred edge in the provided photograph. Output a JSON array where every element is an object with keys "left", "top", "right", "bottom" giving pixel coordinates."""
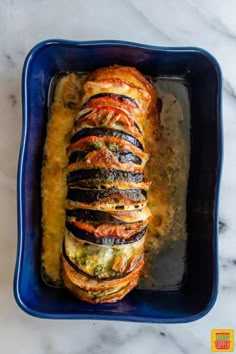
[
  {"left": 67, "top": 187, "right": 147, "bottom": 203},
  {"left": 70, "top": 128, "right": 144, "bottom": 150},
  {"left": 67, "top": 169, "right": 144, "bottom": 185},
  {"left": 80, "top": 93, "right": 139, "bottom": 110},
  {"left": 69, "top": 150, "right": 142, "bottom": 165},
  {"left": 66, "top": 221, "right": 147, "bottom": 245}
]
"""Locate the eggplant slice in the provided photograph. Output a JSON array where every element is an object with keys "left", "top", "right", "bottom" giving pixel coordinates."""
[
  {"left": 62, "top": 253, "right": 144, "bottom": 291},
  {"left": 66, "top": 206, "right": 152, "bottom": 223},
  {"left": 67, "top": 168, "right": 144, "bottom": 185},
  {"left": 69, "top": 149, "right": 142, "bottom": 165},
  {"left": 68, "top": 136, "right": 149, "bottom": 163},
  {"left": 63, "top": 267, "right": 140, "bottom": 304},
  {"left": 66, "top": 179, "right": 151, "bottom": 191},
  {"left": 70, "top": 127, "right": 144, "bottom": 150},
  {"left": 63, "top": 231, "right": 145, "bottom": 279},
  {"left": 67, "top": 187, "right": 147, "bottom": 203},
  {"left": 75, "top": 106, "right": 143, "bottom": 135},
  {"left": 66, "top": 187, "right": 147, "bottom": 211},
  {"left": 67, "top": 151, "right": 145, "bottom": 174},
  {"left": 66, "top": 218, "right": 149, "bottom": 240},
  {"left": 66, "top": 220, "right": 147, "bottom": 245}
]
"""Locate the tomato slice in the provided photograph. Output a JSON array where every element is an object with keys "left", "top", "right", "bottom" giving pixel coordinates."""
[{"left": 71, "top": 219, "right": 148, "bottom": 239}]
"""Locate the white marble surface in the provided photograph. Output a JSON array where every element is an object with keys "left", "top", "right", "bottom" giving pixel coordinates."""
[{"left": 0, "top": 0, "right": 236, "bottom": 353}]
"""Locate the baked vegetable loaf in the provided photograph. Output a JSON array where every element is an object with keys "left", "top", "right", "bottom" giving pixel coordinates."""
[{"left": 61, "top": 66, "right": 157, "bottom": 303}]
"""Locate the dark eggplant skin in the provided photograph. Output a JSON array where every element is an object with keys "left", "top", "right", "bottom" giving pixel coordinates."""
[
  {"left": 66, "top": 208, "right": 124, "bottom": 223},
  {"left": 69, "top": 150, "right": 142, "bottom": 165},
  {"left": 70, "top": 128, "right": 144, "bottom": 150},
  {"left": 62, "top": 240, "right": 143, "bottom": 280},
  {"left": 67, "top": 168, "right": 144, "bottom": 185},
  {"left": 67, "top": 187, "right": 147, "bottom": 203},
  {"left": 81, "top": 93, "right": 139, "bottom": 110},
  {"left": 66, "top": 221, "right": 147, "bottom": 245}
]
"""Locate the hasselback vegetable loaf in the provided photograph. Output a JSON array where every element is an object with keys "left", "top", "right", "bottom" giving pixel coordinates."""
[
  {"left": 41, "top": 66, "right": 158, "bottom": 302},
  {"left": 60, "top": 66, "right": 157, "bottom": 303}
]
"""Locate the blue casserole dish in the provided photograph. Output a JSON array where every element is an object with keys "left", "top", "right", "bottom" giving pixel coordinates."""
[{"left": 14, "top": 39, "right": 223, "bottom": 322}]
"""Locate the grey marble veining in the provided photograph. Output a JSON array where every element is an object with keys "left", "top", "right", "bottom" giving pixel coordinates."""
[{"left": 0, "top": 0, "right": 236, "bottom": 353}]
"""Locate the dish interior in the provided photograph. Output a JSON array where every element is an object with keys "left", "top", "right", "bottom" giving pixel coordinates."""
[{"left": 16, "top": 41, "right": 221, "bottom": 321}]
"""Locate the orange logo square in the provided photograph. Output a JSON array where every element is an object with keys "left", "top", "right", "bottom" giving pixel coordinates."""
[{"left": 211, "top": 329, "right": 234, "bottom": 352}]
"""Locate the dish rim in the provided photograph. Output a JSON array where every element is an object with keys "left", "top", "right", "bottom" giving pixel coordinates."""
[{"left": 14, "top": 39, "right": 223, "bottom": 322}]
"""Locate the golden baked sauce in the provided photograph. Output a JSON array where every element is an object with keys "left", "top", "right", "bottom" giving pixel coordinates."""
[
  {"left": 143, "top": 82, "right": 189, "bottom": 276},
  {"left": 41, "top": 73, "right": 189, "bottom": 287},
  {"left": 41, "top": 73, "right": 86, "bottom": 285}
]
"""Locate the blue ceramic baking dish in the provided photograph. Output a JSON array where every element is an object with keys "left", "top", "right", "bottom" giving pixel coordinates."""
[{"left": 14, "top": 39, "right": 223, "bottom": 322}]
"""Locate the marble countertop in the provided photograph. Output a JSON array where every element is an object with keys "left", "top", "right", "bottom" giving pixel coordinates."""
[{"left": 0, "top": 0, "right": 235, "bottom": 353}]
